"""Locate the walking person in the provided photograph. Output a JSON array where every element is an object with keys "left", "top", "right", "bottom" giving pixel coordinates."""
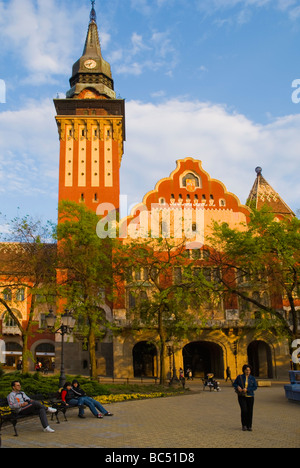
[
  {"left": 226, "top": 366, "right": 232, "bottom": 383},
  {"left": 233, "top": 365, "right": 258, "bottom": 432},
  {"left": 179, "top": 368, "right": 185, "bottom": 388},
  {"left": 7, "top": 381, "right": 57, "bottom": 433}
]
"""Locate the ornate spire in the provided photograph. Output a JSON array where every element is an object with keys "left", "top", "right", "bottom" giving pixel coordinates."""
[
  {"left": 90, "top": 1, "right": 97, "bottom": 23},
  {"left": 66, "top": 0, "right": 116, "bottom": 99},
  {"left": 247, "top": 167, "right": 295, "bottom": 217}
]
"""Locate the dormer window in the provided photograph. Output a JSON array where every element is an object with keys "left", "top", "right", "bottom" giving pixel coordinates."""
[{"left": 181, "top": 172, "right": 201, "bottom": 191}]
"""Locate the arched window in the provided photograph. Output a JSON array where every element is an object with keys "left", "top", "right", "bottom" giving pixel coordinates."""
[{"left": 181, "top": 172, "right": 201, "bottom": 192}]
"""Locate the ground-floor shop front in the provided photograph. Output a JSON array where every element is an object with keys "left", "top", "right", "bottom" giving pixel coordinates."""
[{"left": 1, "top": 328, "right": 291, "bottom": 381}]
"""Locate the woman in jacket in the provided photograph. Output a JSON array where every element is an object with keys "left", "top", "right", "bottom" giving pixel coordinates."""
[
  {"left": 61, "top": 381, "right": 86, "bottom": 418},
  {"left": 233, "top": 365, "right": 258, "bottom": 432},
  {"left": 71, "top": 380, "right": 113, "bottom": 419}
]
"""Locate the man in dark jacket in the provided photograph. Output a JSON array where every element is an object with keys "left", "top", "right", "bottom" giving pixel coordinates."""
[{"left": 233, "top": 365, "right": 258, "bottom": 431}]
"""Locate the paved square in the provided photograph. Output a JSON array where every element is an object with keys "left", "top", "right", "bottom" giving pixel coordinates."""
[{"left": 1, "top": 383, "right": 299, "bottom": 448}]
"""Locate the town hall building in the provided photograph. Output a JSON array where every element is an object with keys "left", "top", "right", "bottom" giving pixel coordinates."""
[{"left": 0, "top": 2, "right": 297, "bottom": 381}]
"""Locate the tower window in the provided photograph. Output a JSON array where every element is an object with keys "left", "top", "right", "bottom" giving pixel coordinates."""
[{"left": 80, "top": 193, "right": 84, "bottom": 202}]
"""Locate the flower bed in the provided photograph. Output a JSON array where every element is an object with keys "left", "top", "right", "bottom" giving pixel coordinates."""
[{"left": 94, "top": 391, "right": 184, "bottom": 404}]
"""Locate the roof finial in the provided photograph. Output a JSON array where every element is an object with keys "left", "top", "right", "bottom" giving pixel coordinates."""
[
  {"left": 90, "top": 0, "right": 97, "bottom": 23},
  {"left": 255, "top": 166, "right": 262, "bottom": 176}
]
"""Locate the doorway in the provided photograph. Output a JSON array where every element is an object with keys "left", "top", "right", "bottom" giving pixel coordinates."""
[
  {"left": 133, "top": 341, "right": 157, "bottom": 378},
  {"left": 182, "top": 341, "right": 224, "bottom": 379},
  {"left": 247, "top": 340, "right": 273, "bottom": 378}
]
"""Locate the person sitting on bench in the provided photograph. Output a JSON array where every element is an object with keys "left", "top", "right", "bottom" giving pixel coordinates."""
[{"left": 7, "top": 381, "right": 57, "bottom": 433}]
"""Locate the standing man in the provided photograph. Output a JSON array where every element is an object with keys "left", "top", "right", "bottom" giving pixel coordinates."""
[
  {"left": 233, "top": 365, "right": 258, "bottom": 432},
  {"left": 7, "top": 381, "right": 56, "bottom": 433}
]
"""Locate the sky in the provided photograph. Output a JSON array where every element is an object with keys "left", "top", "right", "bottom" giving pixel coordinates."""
[{"left": 0, "top": 0, "right": 299, "bottom": 228}]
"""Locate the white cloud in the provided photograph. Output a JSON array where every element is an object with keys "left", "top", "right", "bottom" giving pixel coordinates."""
[
  {"left": 121, "top": 99, "right": 300, "bottom": 215},
  {"left": 113, "top": 29, "right": 177, "bottom": 76},
  {"left": 0, "top": 0, "right": 88, "bottom": 84},
  {"left": 195, "top": 0, "right": 300, "bottom": 22},
  {"left": 0, "top": 96, "right": 298, "bottom": 222},
  {"left": 0, "top": 98, "right": 58, "bottom": 196}
]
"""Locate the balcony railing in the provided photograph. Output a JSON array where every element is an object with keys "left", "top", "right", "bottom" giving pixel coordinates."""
[{"left": 1, "top": 323, "right": 22, "bottom": 335}]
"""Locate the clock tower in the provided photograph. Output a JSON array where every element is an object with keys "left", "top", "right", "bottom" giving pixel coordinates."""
[{"left": 54, "top": 1, "right": 125, "bottom": 214}]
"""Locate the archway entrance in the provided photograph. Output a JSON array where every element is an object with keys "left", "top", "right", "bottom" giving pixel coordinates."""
[
  {"left": 182, "top": 341, "right": 224, "bottom": 379},
  {"left": 35, "top": 343, "right": 55, "bottom": 372},
  {"left": 247, "top": 341, "right": 273, "bottom": 378},
  {"left": 3, "top": 342, "right": 22, "bottom": 369},
  {"left": 133, "top": 341, "right": 157, "bottom": 378}
]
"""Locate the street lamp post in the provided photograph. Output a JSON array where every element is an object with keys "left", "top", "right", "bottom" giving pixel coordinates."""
[
  {"left": 166, "top": 338, "right": 179, "bottom": 386},
  {"left": 45, "top": 309, "right": 76, "bottom": 388}
]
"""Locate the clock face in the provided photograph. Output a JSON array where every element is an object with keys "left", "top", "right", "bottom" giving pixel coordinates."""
[{"left": 84, "top": 59, "right": 97, "bottom": 70}]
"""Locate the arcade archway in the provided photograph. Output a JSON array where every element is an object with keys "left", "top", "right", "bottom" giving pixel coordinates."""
[
  {"left": 182, "top": 341, "right": 224, "bottom": 379},
  {"left": 247, "top": 340, "right": 273, "bottom": 378},
  {"left": 133, "top": 341, "right": 158, "bottom": 378},
  {"left": 35, "top": 343, "right": 55, "bottom": 372}
]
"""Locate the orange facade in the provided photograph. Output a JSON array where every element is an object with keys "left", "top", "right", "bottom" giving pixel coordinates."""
[{"left": 55, "top": 98, "right": 125, "bottom": 214}]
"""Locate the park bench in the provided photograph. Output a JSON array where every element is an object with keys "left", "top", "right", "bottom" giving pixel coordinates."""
[{"left": 0, "top": 393, "right": 65, "bottom": 447}]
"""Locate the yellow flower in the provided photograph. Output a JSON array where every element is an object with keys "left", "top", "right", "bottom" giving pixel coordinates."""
[{"left": 93, "top": 392, "right": 167, "bottom": 404}]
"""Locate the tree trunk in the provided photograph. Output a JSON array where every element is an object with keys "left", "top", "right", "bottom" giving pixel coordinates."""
[
  {"left": 22, "top": 333, "right": 29, "bottom": 373},
  {"left": 158, "top": 306, "right": 167, "bottom": 385}
]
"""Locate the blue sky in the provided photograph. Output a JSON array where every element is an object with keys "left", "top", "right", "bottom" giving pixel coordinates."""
[{"left": 0, "top": 0, "right": 299, "bottom": 227}]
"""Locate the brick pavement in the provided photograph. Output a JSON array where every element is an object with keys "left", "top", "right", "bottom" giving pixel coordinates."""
[{"left": 1, "top": 383, "right": 299, "bottom": 449}]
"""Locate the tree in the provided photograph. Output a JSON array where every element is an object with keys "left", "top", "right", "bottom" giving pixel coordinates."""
[
  {"left": 208, "top": 208, "right": 300, "bottom": 343},
  {"left": 0, "top": 215, "right": 57, "bottom": 373},
  {"left": 114, "top": 236, "right": 214, "bottom": 384},
  {"left": 56, "top": 201, "right": 114, "bottom": 380}
]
